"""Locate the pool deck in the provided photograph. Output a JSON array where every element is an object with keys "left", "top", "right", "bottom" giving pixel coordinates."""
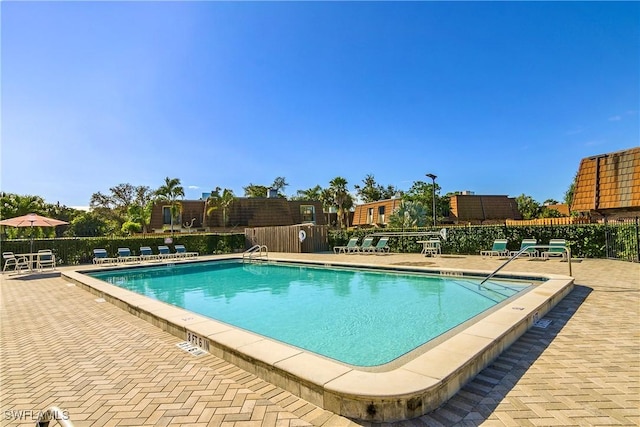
[{"left": 1, "top": 253, "right": 638, "bottom": 426}]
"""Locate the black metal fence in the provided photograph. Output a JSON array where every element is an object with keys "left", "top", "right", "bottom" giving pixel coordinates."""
[{"left": 604, "top": 217, "right": 640, "bottom": 263}]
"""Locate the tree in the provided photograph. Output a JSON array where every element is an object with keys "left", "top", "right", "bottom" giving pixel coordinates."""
[
  {"left": 205, "top": 187, "right": 235, "bottom": 227},
  {"left": 388, "top": 200, "right": 428, "bottom": 228},
  {"left": 353, "top": 175, "right": 398, "bottom": 203},
  {"left": 292, "top": 185, "right": 323, "bottom": 201},
  {"left": 155, "top": 177, "right": 185, "bottom": 233},
  {"left": 244, "top": 183, "right": 269, "bottom": 198},
  {"left": 565, "top": 172, "right": 578, "bottom": 207},
  {"left": 328, "top": 177, "right": 353, "bottom": 229},
  {"left": 271, "top": 177, "right": 289, "bottom": 198},
  {"left": 403, "top": 180, "right": 445, "bottom": 224},
  {"left": 90, "top": 183, "right": 152, "bottom": 233},
  {"left": 66, "top": 211, "right": 112, "bottom": 237},
  {"left": 515, "top": 194, "right": 541, "bottom": 220}
]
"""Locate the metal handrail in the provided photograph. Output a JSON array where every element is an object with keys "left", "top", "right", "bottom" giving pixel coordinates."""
[
  {"left": 35, "top": 406, "right": 74, "bottom": 427},
  {"left": 243, "top": 245, "right": 268, "bottom": 262},
  {"left": 479, "top": 244, "right": 572, "bottom": 287}
]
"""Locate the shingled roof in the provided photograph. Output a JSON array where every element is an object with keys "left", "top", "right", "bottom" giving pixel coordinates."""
[{"left": 571, "top": 147, "right": 640, "bottom": 214}]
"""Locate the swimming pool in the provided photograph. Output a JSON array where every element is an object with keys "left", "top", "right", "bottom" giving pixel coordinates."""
[
  {"left": 64, "top": 255, "right": 573, "bottom": 422},
  {"left": 88, "top": 260, "right": 532, "bottom": 366}
]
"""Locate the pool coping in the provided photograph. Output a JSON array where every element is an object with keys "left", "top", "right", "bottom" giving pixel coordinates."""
[{"left": 62, "top": 255, "right": 574, "bottom": 422}]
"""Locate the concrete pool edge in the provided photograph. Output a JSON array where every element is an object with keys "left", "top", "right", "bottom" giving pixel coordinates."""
[{"left": 62, "top": 257, "right": 574, "bottom": 422}]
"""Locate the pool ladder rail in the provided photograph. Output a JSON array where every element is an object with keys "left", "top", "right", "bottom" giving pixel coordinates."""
[
  {"left": 479, "top": 244, "right": 572, "bottom": 288},
  {"left": 243, "top": 245, "right": 268, "bottom": 263}
]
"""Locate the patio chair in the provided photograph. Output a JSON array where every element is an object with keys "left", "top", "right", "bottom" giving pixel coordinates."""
[
  {"left": 117, "top": 247, "right": 140, "bottom": 264},
  {"left": 480, "top": 239, "right": 509, "bottom": 258},
  {"left": 542, "top": 239, "right": 568, "bottom": 261},
  {"left": 174, "top": 244, "right": 198, "bottom": 258},
  {"left": 357, "top": 237, "right": 376, "bottom": 254},
  {"left": 139, "top": 246, "right": 160, "bottom": 262},
  {"left": 93, "top": 248, "right": 117, "bottom": 265},
  {"left": 423, "top": 239, "right": 441, "bottom": 257},
  {"left": 36, "top": 249, "right": 56, "bottom": 271},
  {"left": 333, "top": 237, "right": 359, "bottom": 254},
  {"left": 372, "top": 237, "right": 391, "bottom": 254},
  {"left": 509, "top": 239, "right": 538, "bottom": 258},
  {"left": 2, "top": 252, "right": 30, "bottom": 274}
]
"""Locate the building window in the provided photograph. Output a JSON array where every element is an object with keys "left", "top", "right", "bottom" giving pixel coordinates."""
[
  {"left": 367, "top": 208, "right": 374, "bottom": 224},
  {"left": 300, "top": 205, "right": 315, "bottom": 223},
  {"left": 378, "top": 206, "right": 385, "bottom": 224},
  {"left": 162, "top": 206, "right": 181, "bottom": 226}
]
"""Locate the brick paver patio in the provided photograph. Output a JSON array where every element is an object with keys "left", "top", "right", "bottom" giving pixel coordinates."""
[{"left": 1, "top": 254, "right": 638, "bottom": 426}]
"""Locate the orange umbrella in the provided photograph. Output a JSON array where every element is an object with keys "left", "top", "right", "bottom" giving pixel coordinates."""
[
  {"left": 0, "top": 213, "right": 68, "bottom": 228},
  {"left": 0, "top": 213, "right": 68, "bottom": 252}
]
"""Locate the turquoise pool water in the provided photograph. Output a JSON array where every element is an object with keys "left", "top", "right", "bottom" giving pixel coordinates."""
[{"left": 88, "top": 261, "right": 532, "bottom": 366}]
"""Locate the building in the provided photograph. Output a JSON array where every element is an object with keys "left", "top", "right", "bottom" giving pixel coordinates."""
[
  {"left": 351, "top": 194, "right": 521, "bottom": 227},
  {"left": 570, "top": 147, "right": 640, "bottom": 219},
  {"left": 150, "top": 198, "right": 326, "bottom": 232},
  {"left": 351, "top": 198, "right": 403, "bottom": 227},
  {"left": 449, "top": 194, "right": 521, "bottom": 224}
]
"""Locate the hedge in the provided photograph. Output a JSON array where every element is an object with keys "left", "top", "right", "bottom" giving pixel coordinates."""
[
  {"left": 1, "top": 233, "right": 246, "bottom": 268},
  {"left": 330, "top": 223, "right": 635, "bottom": 260}
]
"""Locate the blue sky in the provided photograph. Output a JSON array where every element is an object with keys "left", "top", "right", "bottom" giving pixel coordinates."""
[{"left": 2, "top": 1, "right": 638, "bottom": 209}]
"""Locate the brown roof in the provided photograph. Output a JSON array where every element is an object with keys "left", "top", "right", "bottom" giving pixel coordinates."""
[
  {"left": 571, "top": 147, "right": 640, "bottom": 212},
  {"left": 450, "top": 195, "right": 521, "bottom": 222}
]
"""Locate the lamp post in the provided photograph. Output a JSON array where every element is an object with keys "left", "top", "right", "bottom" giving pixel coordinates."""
[{"left": 426, "top": 173, "right": 437, "bottom": 227}]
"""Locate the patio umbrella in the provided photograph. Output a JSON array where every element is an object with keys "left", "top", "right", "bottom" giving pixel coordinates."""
[{"left": 0, "top": 213, "right": 69, "bottom": 253}]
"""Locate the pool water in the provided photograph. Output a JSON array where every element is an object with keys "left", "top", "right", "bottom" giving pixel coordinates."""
[{"left": 88, "top": 261, "right": 531, "bottom": 366}]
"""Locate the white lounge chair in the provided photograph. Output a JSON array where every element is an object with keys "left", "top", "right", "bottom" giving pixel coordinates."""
[
  {"left": 174, "top": 244, "right": 198, "bottom": 258},
  {"left": 93, "top": 248, "right": 117, "bottom": 265}
]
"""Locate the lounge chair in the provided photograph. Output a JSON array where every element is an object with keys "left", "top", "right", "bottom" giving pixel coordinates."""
[
  {"left": 372, "top": 237, "right": 391, "bottom": 254},
  {"left": 117, "top": 247, "right": 140, "bottom": 264},
  {"left": 333, "top": 237, "right": 360, "bottom": 254},
  {"left": 93, "top": 248, "right": 117, "bottom": 265},
  {"left": 542, "top": 239, "right": 568, "bottom": 260},
  {"left": 174, "top": 244, "right": 198, "bottom": 258},
  {"left": 157, "top": 245, "right": 175, "bottom": 260},
  {"left": 509, "top": 239, "right": 538, "bottom": 258},
  {"left": 139, "top": 246, "right": 159, "bottom": 262},
  {"left": 2, "top": 252, "right": 30, "bottom": 274},
  {"left": 357, "top": 237, "right": 376, "bottom": 254},
  {"left": 480, "top": 239, "right": 509, "bottom": 258},
  {"left": 36, "top": 249, "right": 56, "bottom": 271}
]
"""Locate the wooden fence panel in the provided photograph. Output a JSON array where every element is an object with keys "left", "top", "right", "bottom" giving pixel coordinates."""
[
  {"left": 506, "top": 217, "right": 591, "bottom": 226},
  {"left": 245, "top": 225, "right": 329, "bottom": 253}
]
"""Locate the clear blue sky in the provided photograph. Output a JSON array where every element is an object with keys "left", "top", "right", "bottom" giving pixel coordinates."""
[{"left": 2, "top": 1, "right": 638, "bottom": 208}]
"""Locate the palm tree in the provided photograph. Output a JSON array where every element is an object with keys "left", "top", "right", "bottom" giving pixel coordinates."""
[
  {"left": 155, "top": 177, "right": 185, "bottom": 234},
  {"left": 329, "top": 177, "right": 353, "bottom": 229},
  {"left": 388, "top": 200, "right": 428, "bottom": 228},
  {"left": 205, "top": 187, "right": 235, "bottom": 228}
]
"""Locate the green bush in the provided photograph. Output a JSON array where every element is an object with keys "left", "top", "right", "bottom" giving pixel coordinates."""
[
  {"left": 0, "top": 233, "right": 246, "bottom": 268},
  {"left": 329, "top": 223, "right": 627, "bottom": 259}
]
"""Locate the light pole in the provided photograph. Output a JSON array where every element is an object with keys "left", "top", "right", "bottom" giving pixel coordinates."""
[{"left": 426, "top": 173, "right": 437, "bottom": 227}]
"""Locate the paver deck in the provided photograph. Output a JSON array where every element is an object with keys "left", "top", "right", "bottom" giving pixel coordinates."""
[{"left": 1, "top": 254, "right": 638, "bottom": 426}]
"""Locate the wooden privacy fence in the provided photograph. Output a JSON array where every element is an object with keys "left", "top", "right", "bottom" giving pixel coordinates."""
[
  {"left": 506, "top": 217, "right": 591, "bottom": 226},
  {"left": 245, "top": 224, "right": 329, "bottom": 253}
]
